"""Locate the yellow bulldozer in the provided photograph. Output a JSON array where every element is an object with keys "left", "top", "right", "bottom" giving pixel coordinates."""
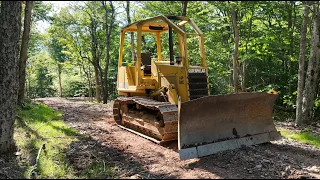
[{"left": 113, "top": 15, "right": 281, "bottom": 160}]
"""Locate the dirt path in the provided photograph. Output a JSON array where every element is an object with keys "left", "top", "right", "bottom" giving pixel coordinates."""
[{"left": 36, "top": 97, "right": 320, "bottom": 179}]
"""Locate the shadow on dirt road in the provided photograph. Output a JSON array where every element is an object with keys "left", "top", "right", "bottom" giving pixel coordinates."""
[
  {"left": 66, "top": 135, "right": 179, "bottom": 179},
  {"left": 184, "top": 142, "right": 320, "bottom": 179}
]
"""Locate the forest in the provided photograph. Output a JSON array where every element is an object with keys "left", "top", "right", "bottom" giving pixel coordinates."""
[
  {"left": 20, "top": 1, "right": 320, "bottom": 123},
  {"left": 0, "top": 1, "right": 320, "bottom": 179}
]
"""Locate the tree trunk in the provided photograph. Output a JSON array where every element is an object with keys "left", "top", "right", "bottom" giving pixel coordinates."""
[
  {"left": 97, "top": 64, "right": 106, "bottom": 103},
  {"left": 181, "top": 1, "right": 188, "bottom": 16},
  {"left": 83, "top": 64, "right": 93, "bottom": 102},
  {"left": 242, "top": 6, "right": 254, "bottom": 92},
  {"left": 126, "top": 1, "right": 135, "bottom": 62},
  {"left": 101, "top": 1, "right": 115, "bottom": 104},
  {"left": 287, "top": 1, "right": 292, "bottom": 93},
  {"left": 288, "top": 1, "right": 296, "bottom": 94},
  {"left": 302, "top": 6, "right": 320, "bottom": 124},
  {"left": 241, "top": 60, "right": 246, "bottom": 91},
  {"left": 295, "top": 2, "right": 310, "bottom": 126},
  {"left": 0, "top": 1, "right": 22, "bottom": 154},
  {"left": 89, "top": 14, "right": 102, "bottom": 103},
  {"left": 88, "top": 80, "right": 93, "bottom": 101},
  {"left": 17, "top": 1, "right": 33, "bottom": 106},
  {"left": 231, "top": 4, "right": 239, "bottom": 93},
  {"left": 88, "top": 85, "right": 93, "bottom": 101},
  {"left": 94, "top": 66, "right": 101, "bottom": 103},
  {"left": 58, "top": 63, "right": 63, "bottom": 97},
  {"left": 88, "top": 66, "right": 93, "bottom": 102}
]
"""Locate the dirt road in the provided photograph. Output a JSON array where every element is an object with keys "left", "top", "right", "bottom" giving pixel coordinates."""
[{"left": 36, "top": 97, "right": 320, "bottom": 179}]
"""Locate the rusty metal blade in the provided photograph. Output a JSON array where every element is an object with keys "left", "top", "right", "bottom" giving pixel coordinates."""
[{"left": 178, "top": 92, "right": 280, "bottom": 158}]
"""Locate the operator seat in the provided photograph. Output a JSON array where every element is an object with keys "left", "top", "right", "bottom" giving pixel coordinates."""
[{"left": 141, "top": 52, "right": 152, "bottom": 75}]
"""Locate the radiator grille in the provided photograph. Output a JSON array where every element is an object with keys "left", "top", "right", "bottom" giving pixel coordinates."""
[{"left": 187, "top": 71, "right": 209, "bottom": 100}]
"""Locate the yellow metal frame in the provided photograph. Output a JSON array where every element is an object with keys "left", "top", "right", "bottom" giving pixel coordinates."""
[{"left": 117, "top": 15, "right": 209, "bottom": 102}]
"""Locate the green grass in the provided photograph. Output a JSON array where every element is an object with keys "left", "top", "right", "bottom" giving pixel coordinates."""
[
  {"left": 82, "top": 161, "right": 117, "bottom": 179},
  {"left": 279, "top": 128, "right": 320, "bottom": 147},
  {"left": 14, "top": 102, "right": 117, "bottom": 179},
  {"left": 15, "top": 102, "right": 78, "bottom": 178}
]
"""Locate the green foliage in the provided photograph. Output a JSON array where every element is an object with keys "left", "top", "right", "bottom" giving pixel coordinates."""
[
  {"left": 63, "top": 79, "right": 88, "bottom": 97},
  {"left": 26, "top": 53, "right": 56, "bottom": 98},
  {"left": 33, "top": 66, "right": 56, "bottom": 98},
  {"left": 279, "top": 128, "right": 320, "bottom": 147},
  {"left": 283, "top": 91, "right": 297, "bottom": 109},
  {"left": 25, "top": 1, "right": 320, "bottom": 120},
  {"left": 48, "top": 37, "right": 68, "bottom": 64},
  {"left": 32, "top": 1, "right": 53, "bottom": 22}
]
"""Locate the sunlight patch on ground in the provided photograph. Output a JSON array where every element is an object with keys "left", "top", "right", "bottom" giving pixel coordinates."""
[{"left": 278, "top": 127, "right": 320, "bottom": 147}]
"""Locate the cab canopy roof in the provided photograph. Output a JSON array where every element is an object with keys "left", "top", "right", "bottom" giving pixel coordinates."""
[{"left": 121, "top": 15, "right": 193, "bottom": 34}]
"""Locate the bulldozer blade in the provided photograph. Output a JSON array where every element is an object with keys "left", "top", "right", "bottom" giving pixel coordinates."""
[{"left": 178, "top": 92, "right": 281, "bottom": 160}]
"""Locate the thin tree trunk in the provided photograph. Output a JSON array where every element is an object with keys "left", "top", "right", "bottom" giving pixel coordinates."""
[
  {"left": 18, "top": 1, "right": 33, "bottom": 105},
  {"left": 58, "top": 64, "right": 63, "bottom": 97},
  {"left": 126, "top": 1, "right": 135, "bottom": 62},
  {"left": 287, "top": 1, "right": 293, "bottom": 94},
  {"left": 302, "top": 6, "right": 320, "bottom": 124},
  {"left": 88, "top": 65, "right": 93, "bottom": 102},
  {"left": 83, "top": 64, "right": 93, "bottom": 102},
  {"left": 101, "top": 1, "right": 115, "bottom": 104},
  {"left": 242, "top": 6, "right": 254, "bottom": 92},
  {"left": 0, "top": 1, "right": 22, "bottom": 153},
  {"left": 94, "top": 66, "right": 101, "bottom": 102},
  {"left": 88, "top": 81, "right": 93, "bottom": 101},
  {"left": 88, "top": 85, "right": 92, "bottom": 101},
  {"left": 231, "top": 4, "right": 239, "bottom": 93},
  {"left": 98, "top": 64, "right": 106, "bottom": 103},
  {"left": 296, "top": 2, "right": 310, "bottom": 126},
  {"left": 27, "top": 73, "right": 31, "bottom": 98},
  {"left": 181, "top": 1, "right": 188, "bottom": 16},
  {"left": 241, "top": 60, "right": 246, "bottom": 91},
  {"left": 89, "top": 14, "right": 102, "bottom": 103},
  {"left": 288, "top": 1, "right": 296, "bottom": 94}
]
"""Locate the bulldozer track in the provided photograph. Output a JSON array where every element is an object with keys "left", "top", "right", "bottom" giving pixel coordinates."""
[{"left": 113, "top": 96, "right": 178, "bottom": 144}]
